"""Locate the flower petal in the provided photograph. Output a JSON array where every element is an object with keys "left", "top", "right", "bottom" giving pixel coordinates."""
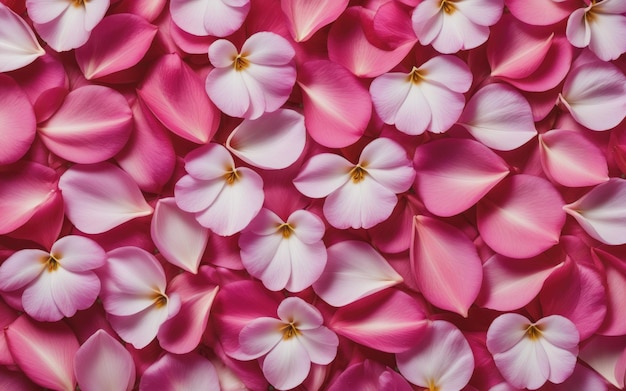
[
  {"left": 297, "top": 327, "right": 338, "bottom": 365},
  {"left": 293, "top": 153, "right": 352, "bottom": 198},
  {"left": 280, "top": 0, "right": 348, "bottom": 42},
  {"left": 139, "top": 352, "right": 221, "bottom": 391},
  {"left": 262, "top": 337, "right": 311, "bottom": 390},
  {"left": 0, "top": 249, "right": 47, "bottom": 291},
  {"left": 0, "top": 3, "right": 44, "bottom": 72},
  {"left": 239, "top": 317, "right": 284, "bottom": 358}
]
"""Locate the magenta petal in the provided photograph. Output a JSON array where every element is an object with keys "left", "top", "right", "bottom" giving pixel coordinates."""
[
  {"left": 328, "top": 360, "right": 413, "bottom": 391},
  {"left": 38, "top": 85, "right": 133, "bottom": 164},
  {"left": 6, "top": 315, "right": 79, "bottom": 391},
  {"left": 75, "top": 13, "right": 157, "bottom": 80},
  {"left": 74, "top": 329, "right": 135, "bottom": 391},
  {"left": 329, "top": 289, "right": 427, "bottom": 353},
  {"left": 58, "top": 162, "right": 153, "bottom": 234},
  {"left": 591, "top": 247, "right": 626, "bottom": 336},
  {"left": 477, "top": 175, "right": 565, "bottom": 259},
  {"left": 0, "top": 75, "right": 36, "bottom": 165},
  {"left": 138, "top": 53, "right": 220, "bottom": 144},
  {"left": 413, "top": 138, "right": 509, "bottom": 217},
  {"left": 0, "top": 161, "right": 57, "bottom": 235},
  {"left": 280, "top": 0, "right": 348, "bottom": 42},
  {"left": 139, "top": 352, "right": 220, "bottom": 391},
  {"left": 411, "top": 215, "right": 483, "bottom": 316}
]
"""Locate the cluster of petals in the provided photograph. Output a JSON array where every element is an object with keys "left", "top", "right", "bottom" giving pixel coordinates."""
[{"left": 0, "top": 0, "right": 625, "bottom": 390}]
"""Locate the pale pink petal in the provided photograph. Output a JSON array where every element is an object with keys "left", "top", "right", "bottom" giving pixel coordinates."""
[
  {"left": 58, "top": 163, "right": 153, "bottom": 234},
  {"left": 0, "top": 162, "right": 57, "bottom": 234},
  {"left": 194, "top": 167, "right": 264, "bottom": 236},
  {"left": 297, "top": 327, "right": 338, "bottom": 365},
  {"left": 277, "top": 297, "right": 323, "bottom": 329},
  {"left": 174, "top": 175, "right": 225, "bottom": 213},
  {"left": 51, "top": 269, "right": 100, "bottom": 317},
  {"left": 74, "top": 330, "right": 135, "bottom": 391},
  {"left": 313, "top": 240, "right": 402, "bottom": 307},
  {"left": 115, "top": 100, "right": 176, "bottom": 194},
  {"left": 588, "top": 13, "right": 626, "bottom": 62},
  {"left": 454, "top": 0, "right": 503, "bottom": 26},
  {"left": 411, "top": 0, "right": 443, "bottom": 46},
  {"left": 281, "top": 0, "right": 348, "bottom": 42},
  {"left": 0, "top": 249, "right": 46, "bottom": 292},
  {"left": 226, "top": 109, "right": 306, "bottom": 170},
  {"left": 324, "top": 177, "right": 398, "bottom": 229},
  {"left": 139, "top": 53, "right": 220, "bottom": 143},
  {"left": 328, "top": 6, "right": 414, "bottom": 78},
  {"left": 299, "top": 60, "right": 371, "bottom": 148},
  {"left": 157, "top": 268, "right": 219, "bottom": 354},
  {"left": 418, "top": 79, "right": 466, "bottom": 134},
  {"left": 458, "top": 83, "right": 537, "bottom": 151},
  {"left": 293, "top": 153, "right": 352, "bottom": 198},
  {"left": 242, "top": 31, "right": 295, "bottom": 66},
  {"left": 25, "top": 0, "right": 69, "bottom": 24},
  {"left": 255, "top": 239, "right": 292, "bottom": 291},
  {"left": 0, "top": 3, "right": 44, "bottom": 72},
  {"left": 139, "top": 353, "right": 220, "bottom": 391},
  {"left": 536, "top": 315, "right": 580, "bottom": 349},
  {"left": 107, "top": 304, "right": 171, "bottom": 349},
  {"left": 596, "top": 0, "right": 626, "bottom": 13},
  {"left": 421, "top": 55, "right": 473, "bottom": 93},
  {"left": 82, "top": 0, "right": 110, "bottom": 31},
  {"left": 560, "top": 57, "right": 626, "bottom": 131},
  {"left": 413, "top": 138, "right": 509, "bottom": 217},
  {"left": 285, "top": 237, "right": 326, "bottom": 292},
  {"left": 241, "top": 61, "right": 296, "bottom": 118},
  {"left": 21, "top": 270, "right": 64, "bottom": 321},
  {"left": 151, "top": 198, "right": 208, "bottom": 274},
  {"left": 540, "top": 339, "right": 579, "bottom": 385},
  {"left": 579, "top": 335, "right": 626, "bottom": 388},
  {"left": 492, "top": 338, "right": 550, "bottom": 390},
  {"left": 505, "top": 0, "right": 577, "bottom": 25},
  {"left": 75, "top": 13, "right": 157, "bottom": 80},
  {"left": 359, "top": 138, "right": 415, "bottom": 193},
  {"left": 566, "top": 9, "right": 591, "bottom": 48},
  {"left": 38, "top": 85, "right": 133, "bottom": 164},
  {"left": 207, "top": 38, "right": 238, "bottom": 68},
  {"left": 184, "top": 142, "right": 236, "bottom": 181},
  {"left": 411, "top": 215, "right": 483, "bottom": 316},
  {"left": 238, "top": 317, "right": 284, "bottom": 358},
  {"left": 434, "top": 5, "right": 489, "bottom": 53},
  {"left": 329, "top": 289, "right": 427, "bottom": 353},
  {"left": 50, "top": 235, "right": 106, "bottom": 272},
  {"left": 397, "top": 320, "right": 474, "bottom": 391},
  {"left": 553, "top": 364, "right": 609, "bottom": 391},
  {"left": 263, "top": 337, "right": 311, "bottom": 390},
  {"left": 169, "top": 0, "right": 209, "bottom": 36},
  {"left": 477, "top": 252, "right": 563, "bottom": 311},
  {"left": 6, "top": 315, "right": 78, "bottom": 391},
  {"left": 564, "top": 179, "right": 626, "bottom": 245},
  {"left": 478, "top": 175, "right": 565, "bottom": 259},
  {"left": 33, "top": 4, "right": 90, "bottom": 52},
  {"left": 205, "top": 67, "right": 251, "bottom": 118},
  {"left": 288, "top": 210, "right": 325, "bottom": 244},
  {"left": 201, "top": 0, "right": 250, "bottom": 37}
]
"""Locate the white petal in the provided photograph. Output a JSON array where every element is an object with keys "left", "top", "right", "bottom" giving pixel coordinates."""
[
  {"left": 293, "top": 153, "right": 352, "bottom": 199},
  {"left": 262, "top": 338, "right": 311, "bottom": 390}
]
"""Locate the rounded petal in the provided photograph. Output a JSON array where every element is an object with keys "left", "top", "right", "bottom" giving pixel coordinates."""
[
  {"left": 359, "top": 138, "right": 415, "bottom": 193},
  {"left": 205, "top": 67, "right": 251, "bottom": 118},
  {"left": 239, "top": 317, "right": 284, "bottom": 358},
  {"left": 107, "top": 303, "right": 170, "bottom": 349},
  {"left": 262, "top": 338, "right": 311, "bottom": 390},
  {"left": 139, "top": 353, "right": 221, "bottom": 391},
  {"left": 297, "top": 327, "right": 338, "bottom": 365},
  {"left": 0, "top": 3, "right": 44, "bottom": 72},
  {"left": 293, "top": 153, "right": 352, "bottom": 198},
  {"left": 486, "top": 312, "right": 532, "bottom": 354},
  {"left": 51, "top": 235, "right": 106, "bottom": 272},
  {"left": 0, "top": 249, "right": 47, "bottom": 292},
  {"left": 32, "top": 4, "right": 90, "bottom": 52},
  {"left": 21, "top": 272, "right": 63, "bottom": 321},
  {"left": 0, "top": 75, "right": 36, "bottom": 166},
  {"left": 588, "top": 13, "right": 626, "bottom": 62},
  {"left": 566, "top": 8, "right": 591, "bottom": 48},
  {"left": 174, "top": 175, "right": 225, "bottom": 213},
  {"left": 492, "top": 337, "right": 550, "bottom": 390},
  {"left": 420, "top": 55, "right": 473, "bottom": 93},
  {"left": 288, "top": 210, "right": 325, "bottom": 244},
  {"left": 277, "top": 297, "right": 323, "bottom": 330},
  {"left": 242, "top": 31, "right": 295, "bottom": 66},
  {"left": 285, "top": 237, "right": 327, "bottom": 292},
  {"left": 208, "top": 39, "right": 238, "bottom": 68},
  {"left": 184, "top": 143, "right": 235, "bottom": 181}
]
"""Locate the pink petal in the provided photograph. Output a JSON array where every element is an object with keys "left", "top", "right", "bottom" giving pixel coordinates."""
[
  {"left": 411, "top": 215, "right": 483, "bottom": 316},
  {"left": 0, "top": 161, "right": 57, "bottom": 235},
  {"left": 239, "top": 317, "right": 284, "bottom": 358},
  {"left": 25, "top": 0, "right": 69, "bottom": 24},
  {"left": 0, "top": 367, "right": 40, "bottom": 391},
  {"left": 418, "top": 79, "right": 466, "bottom": 134},
  {"left": 492, "top": 335, "right": 550, "bottom": 390},
  {"left": 293, "top": 153, "right": 352, "bottom": 198},
  {"left": 505, "top": 0, "right": 577, "bottom": 26},
  {"left": 560, "top": 56, "right": 626, "bottom": 131},
  {"left": 298, "top": 60, "right": 371, "bottom": 148},
  {"left": 263, "top": 337, "right": 311, "bottom": 390},
  {"left": 8, "top": 53, "right": 67, "bottom": 106},
  {"left": 0, "top": 3, "right": 44, "bottom": 72},
  {"left": 83, "top": 0, "right": 110, "bottom": 31},
  {"left": 327, "top": 360, "right": 413, "bottom": 391},
  {"left": 396, "top": 320, "right": 474, "bottom": 391},
  {"left": 370, "top": 1, "right": 417, "bottom": 50},
  {"left": 51, "top": 268, "right": 101, "bottom": 318},
  {"left": 0, "top": 249, "right": 46, "bottom": 292},
  {"left": 458, "top": 83, "right": 537, "bottom": 151},
  {"left": 566, "top": 8, "right": 591, "bottom": 49},
  {"left": 240, "top": 228, "right": 289, "bottom": 290},
  {"left": 157, "top": 268, "right": 219, "bottom": 354},
  {"left": 170, "top": 0, "right": 249, "bottom": 37},
  {"left": 111, "top": 0, "right": 166, "bottom": 22},
  {"left": 536, "top": 315, "right": 580, "bottom": 349},
  {"left": 242, "top": 31, "right": 295, "bottom": 66},
  {"left": 6, "top": 315, "right": 79, "bottom": 391},
  {"left": 58, "top": 163, "right": 153, "bottom": 234},
  {"left": 226, "top": 109, "right": 306, "bottom": 170},
  {"left": 207, "top": 38, "right": 238, "bottom": 68},
  {"left": 564, "top": 179, "right": 626, "bottom": 245},
  {"left": 32, "top": 4, "right": 91, "bottom": 52},
  {"left": 588, "top": 13, "right": 626, "bottom": 62},
  {"left": 288, "top": 210, "right": 325, "bottom": 244},
  {"left": 277, "top": 297, "right": 323, "bottom": 329},
  {"left": 430, "top": 4, "right": 490, "bottom": 53},
  {"left": 205, "top": 67, "right": 251, "bottom": 118},
  {"left": 592, "top": 247, "right": 626, "bottom": 335},
  {"left": 487, "top": 313, "right": 532, "bottom": 354},
  {"left": 107, "top": 302, "right": 172, "bottom": 349},
  {"left": 184, "top": 142, "right": 235, "bottom": 181},
  {"left": 151, "top": 198, "right": 209, "bottom": 274},
  {"left": 284, "top": 236, "right": 327, "bottom": 292},
  {"left": 240, "top": 61, "right": 297, "bottom": 119},
  {"left": 139, "top": 54, "right": 220, "bottom": 143},
  {"left": 421, "top": 55, "right": 473, "bottom": 93},
  {"left": 281, "top": 0, "right": 348, "bottom": 42},
  {"left": 115, "top": 99, "right": 176, "bottom": 194},
  {"left": 139, "top": 353, "right": 220, "bottom": 391},
  {"left": 313, "top": 240, "right": 402, "bottom": 307},
  {"left": 579, "top": 335, "right": 626, "bottom": 388},
  {"left": 476, "top": 252, "right": 563, "bottom": 311},
  {"left": 75, "top": 13, "right": 157, "bottom": 79},
  {"left": 413, "top": 138, "right": 510, "bottom": 217},
  {"left": 359, "top": 137, "right": 415, "bottom": 193},
  {"left": 38, "top": 85, "right": 133, "bottom": 164},
  {"left": 50, "top": 235, "right": 106, "bottom": 272},
  {"left": 74, "top": 329, "right": 135, "bottom": 391},
  {"left": 477, "top": 175, "right": 565, "bottom": 259},
  {"left": 21, "top": 271, "right": 62, "bottom": 321},
  {"left": 539, "top": 129, "right": 609, "bottom": 187},
  {"left": 329, "top": 289, "right": 427, "bottom": 353},
  {"left": 328, "top": 6, "right": 414, "bottom": 78},
  {"left": 297, "top": 327, "right": 338, "bottom": 365},
  {"left": 174, "top": 175, "right": 225, "bottom": 215}
]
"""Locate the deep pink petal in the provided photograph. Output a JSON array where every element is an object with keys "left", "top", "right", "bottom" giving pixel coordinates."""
[
  {"left": 411, "top": 215, "right": 483, "bottom": 316},
  {"left": 591, "top": 247, "right": 626, "bottom": 335},
  {"left": 0, "top": 76, "right": 36, "bottom": 166},
  {"left": 0, "top": 249, "right": 46, "bottom": 291},
  {"left": 293, "top": 153, "right": 352, "bottom": 198},
  {"left": 313, "top": 240, "right": 402, "bottom": 307},
  {"left": 0, "top": 3, "right": 44, "bottom": 72},
  {"left": 151, "top": 198, "right": 209, "bottom": 274},
  {"left": 329, "top": 289, "right": 428, "bottom": 353},
  {"left": 226, "top": 109, "right": 306, "bottom": 170},
  {"left": 477, "top": 175, "right": 565, "bottom": 259},
  {"left": 281, "top": 0, "right": 348, "bottom": 42},
  {"left": 505, "top": 0, "right": 577, "bottom": 25},
  {"left": 58, "top": 163, "right": 153, "bottom": 234},
  {"left": 139, "top": 53, "right": 220, "bottom": 143},
  {"left": 74, "top": 329, "right": 135, "bottom": 391},
  {"left": 6, "top": 315, "right": 79, "bottom": 391},
  {"left": 370, "top": 1, "right": 417, "bottom": 50},
  {"left": 397, "top": 320, "right": 474, "bottom": 391},
  {"left": 139, "top": 353, "right": 220, "bottom": 391},
  {"left": 413, "top": 138, "right": 509, "bottom": 217},
  {"left": 327, "top": 360, "right": 413, "bottom": 391},
  {"left": 298, "top": 60, "right": 371, "bottom": 148},
  {"left": 458, "top": 83, "right": 537, "bottom": 151},
  {"left": 38, "top": 85, "right": 133, "bottom": 164},
  {"left": 75, "top": 13, "right": 157, "bottom": 79}
]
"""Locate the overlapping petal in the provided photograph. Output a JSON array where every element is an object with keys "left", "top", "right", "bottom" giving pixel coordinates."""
[{"left": 0, "top": 3, "right": 44, "bottom": 72}]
